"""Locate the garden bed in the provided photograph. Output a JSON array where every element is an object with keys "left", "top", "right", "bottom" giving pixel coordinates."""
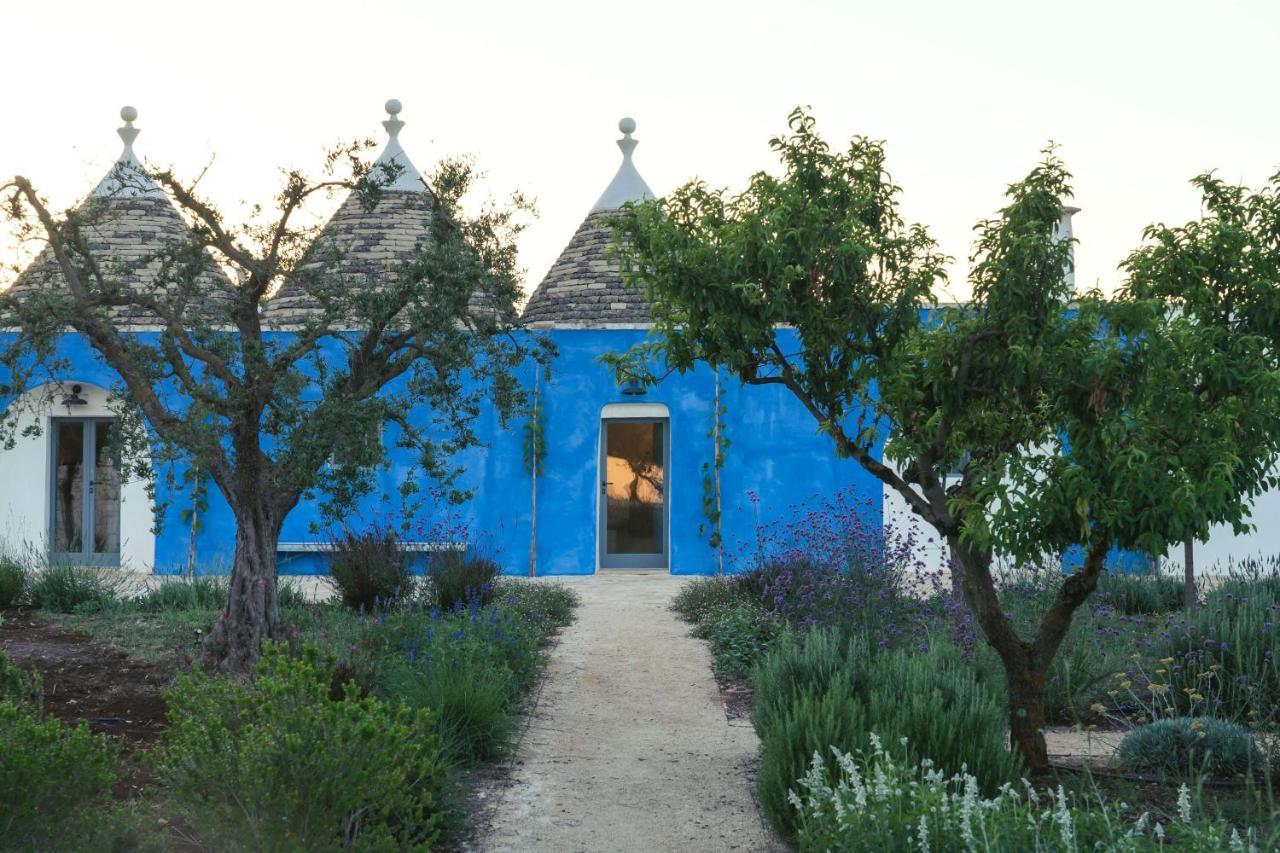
[{"left": 1, "top": 568, "right": 580, "bottom": 850}]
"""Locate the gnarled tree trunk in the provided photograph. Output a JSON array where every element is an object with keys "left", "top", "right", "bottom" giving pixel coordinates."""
[
  {"left": 203, "top": 495, "right": 286, "bottom": 671},
  {"left": 950, "top": 536, "right": 1110, "bottom": 771}
]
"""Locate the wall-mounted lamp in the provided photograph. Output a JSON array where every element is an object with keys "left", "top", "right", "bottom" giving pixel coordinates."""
[
  {"left": 620, "top": 378, "right": 647, "bottom": 397},
  {"left": 61, "top": 384, "right": 89, "bottom": 407}
]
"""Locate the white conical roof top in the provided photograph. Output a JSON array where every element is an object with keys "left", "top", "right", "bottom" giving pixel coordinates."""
[
  {"left": 523, "top": 118, "right": 656, "bottom": 327},
  {"left": 7, "top": 106, "right": 233, "bottom": 327},
  {"left": 591, "top": 117, "right": 654, "bottom": 211},
  {"left": 265, "top": 99, "right": 434, "bottom": 324}
]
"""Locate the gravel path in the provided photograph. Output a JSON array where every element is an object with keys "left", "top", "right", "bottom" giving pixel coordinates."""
[{"left": 471, "top": 572, "right": 783, "bottom": 853}]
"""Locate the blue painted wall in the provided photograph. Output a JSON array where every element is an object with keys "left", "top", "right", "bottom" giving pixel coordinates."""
[{"left": 0, "top": 329, "right": 882, "bottom": 576}]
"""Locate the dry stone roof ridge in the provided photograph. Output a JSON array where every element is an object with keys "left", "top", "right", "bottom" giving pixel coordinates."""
[
  {"left": 7, "top": 193, "right": 235, "bottom": 328},
  {"left": 263, "top": 188, "right": 436, "bottom": 325},
  {"left": 521, "top": 210, "right": 651, "bottom": 326},
  {"left": 520, "top": 118, "right": 656, "bottom": 328}
]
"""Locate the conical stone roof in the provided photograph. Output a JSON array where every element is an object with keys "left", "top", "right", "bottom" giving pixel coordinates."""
[
  {"left": 265, "top": 100, "right": 437, "bottom": 326},
  {"left": 6, "top": 107, "right": 234, "bottom": 328},
  {"left": 522, "top": 118, "right": 655, "bottom": 328}
]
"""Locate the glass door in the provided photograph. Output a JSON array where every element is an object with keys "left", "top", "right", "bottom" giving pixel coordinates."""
[
  {"left": 599, "top": 419, "right": 668, "bottom": 569},
  {"left": 50, "top": 419, "right": 121, "bottom": 567}
]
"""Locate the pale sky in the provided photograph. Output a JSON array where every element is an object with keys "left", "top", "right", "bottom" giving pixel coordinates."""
[{"left": 3, "top": 0, "right": 1278, "bottom": 302}]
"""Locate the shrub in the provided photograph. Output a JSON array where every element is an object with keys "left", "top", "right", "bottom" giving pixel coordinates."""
[
  {"left": 671, "top": 575, "right": 750, "bottom": 627},
  {"left": 0, "top": 700, "right": 121, "bottom": 849},
  {"left": 1155, "top": 580, "right": 1280, "bottom": 725},
  {"left": 157, "top": 644, "right": 446, "bottom": 851},
  {"left": 707, "top": 601, "right": 782, "bottom": 677},
  {"left": 0, "top": 557, "right": 25, "bottom": 607},
  {"left": 1119, "top": 717, "right": 1261, "bottom": 778},
  {"left": 26, "top": 565, "right": 128, "bottom": 613},
  {"left": 494, "top": 579, "right": 580, "bottom": 629},
  {"left": 374, "top": 601, "right": 544, "bottom": 765},
  {"left": 753, "top": 628, "right": 859, "bottom": 735},
  {"left": 426, "top": 550, "right": 500, "bottom": 612},
  {"left": 1096, "top": 571, "right": 1184, "bottom": 615},
  {"left": 0, "top": 642, "right": 41, "bottom": 708},
  {"left": 754, "top": 630, "right": 1020, "bottom": 841},
  {"left": 793, "top": 737, "right": 1267, "bottom": 852},
  {"left": 131, "top": 574, "right": 227, "bottom": 612},
  {"left": 277, "top": 576, "right": 308, "bottom": 610},
  {"left": 327, "top": 525, "right": 412, "bottom": 611}
]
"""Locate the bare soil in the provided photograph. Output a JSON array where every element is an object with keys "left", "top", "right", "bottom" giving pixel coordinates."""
[{"left": 0, "top": 608, "right": 172, "bottom": 797}]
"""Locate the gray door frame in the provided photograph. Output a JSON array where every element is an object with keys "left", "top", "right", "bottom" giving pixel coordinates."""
[
  {"left": 48, "top": 417, "right": 121, "bottom": 568},
  {"left": 598, "top": 417, "right": 670, "bottom": 570}
]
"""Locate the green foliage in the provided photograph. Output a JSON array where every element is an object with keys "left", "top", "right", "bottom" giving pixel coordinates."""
[
  {"left": 426, "top": 550, "right": 500, "bottom": 611},
  {"left": 373, "top": 600, "right": 546, "bottom": 766},
  {"left": 0, "top": 556, "right": 25, "bottom": 607},
  {"left": 522, "top": 408, "right": 547, "bottom": 474},
  {"left": 131, "top": 574, "right": 227, "bottom": 612},
  {"left": 1, "top": 135, "right": 546, "bottom": 668},
  {"left": 27, "top": 565, "right": 128, "bottom": 614},
  {"left": 0, "top": 700, "right": 121, "bottom": 850},
  {"left": 326, "top": 525, "right": 412, "bottom": 611},
  {"left": 1097, "top": 571, "right": 1185, "bottom": 615},
  {"left": 493, "top": 578, "right": 579, "bottom": 629},
  {"left": 157, "top": 644, "right": 446, "bottom": 852},
  {"left": 754, "top": 629, "right": 1020, "bottom": 841},
  {"left": 0, "top": 637, "right": 40, "bottom": 708},
  {"left": 1119, "top": 717, "right": 1261, "bottom": 778},
  {"left": 707, "top": 601, "right": 781, "bottom": 677},
  {"left": 752, "top": 628, "right": 860, "bottom": 735},
  {"left": 670, "top": 575, "right": 753, "bottom": 631},
  {"left": 793, "top": 737, "right": 1271, "bottom": 852},
  {"left": 1160, "top": 583, "right": 1280, "bottom": 725},
  {"left": 607, "top": 107, "right": 1280, "bottom": 766}
]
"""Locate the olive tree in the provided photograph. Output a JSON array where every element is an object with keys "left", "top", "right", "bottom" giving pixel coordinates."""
[
  {"left": 1, "top": 146, "right": 536, "bottom": 670},
  {"left": 605, "top": 109, "right": 1280, "bottom": 768}
]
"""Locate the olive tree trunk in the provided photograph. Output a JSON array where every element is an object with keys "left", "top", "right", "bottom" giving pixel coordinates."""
[{"left": 203, "top": 493, "right": 287, "bottom": 671}]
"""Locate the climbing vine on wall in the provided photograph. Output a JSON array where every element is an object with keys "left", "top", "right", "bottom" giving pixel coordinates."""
[{"left": 699, "top": 368, "right": 729, "bottom": 574}]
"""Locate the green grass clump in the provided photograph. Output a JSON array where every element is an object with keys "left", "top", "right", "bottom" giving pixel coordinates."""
[
  {"left": 0, "top": 557, "right": 26, "bottom": 607},
  {"left": 374, "top": 600, "right": 545, "bottom": 766},
  {"left": 1120, "top": 717, "right": 1262, "bottom": 778},
  {"left": 27, "top": 565, "right": 130, "bottom": 614},
  {"left": 131, "top": 574, "right": 227, "bottom": 612},
  {"left": 1096, "top": 571, "right": 1185, "bottom": 615}
]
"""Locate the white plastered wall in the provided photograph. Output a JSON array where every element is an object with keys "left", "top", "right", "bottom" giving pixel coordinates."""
[
  {"left": 0, "top": 383, "right": 154, "bottom": 570},
  {"left": 1166, "top": 476, "right": 1280, "bottom": 572},
  {"left": 880, "top": 455, "right": 952, "bottom": 576}
]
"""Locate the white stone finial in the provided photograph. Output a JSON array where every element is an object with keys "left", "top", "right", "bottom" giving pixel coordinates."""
[
  {"left": 372, "top": 99, "right": 424, "bottom": 191},
  {"left": 382, "top": 99, "right": 405, "bottom": 141},
  {"left": 592, "top": 116, "right": 654, "bottom": 211},
  {"left": 117, "top": 105, "right": 141, "bottom": 161},
  {"left": 91, "top": 103, "right": 161, "bottom": 198}
]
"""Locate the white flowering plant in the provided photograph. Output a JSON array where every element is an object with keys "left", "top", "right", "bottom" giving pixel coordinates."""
[{"left": 791, "top": 735, "right": 1269, "bottom": 852}]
